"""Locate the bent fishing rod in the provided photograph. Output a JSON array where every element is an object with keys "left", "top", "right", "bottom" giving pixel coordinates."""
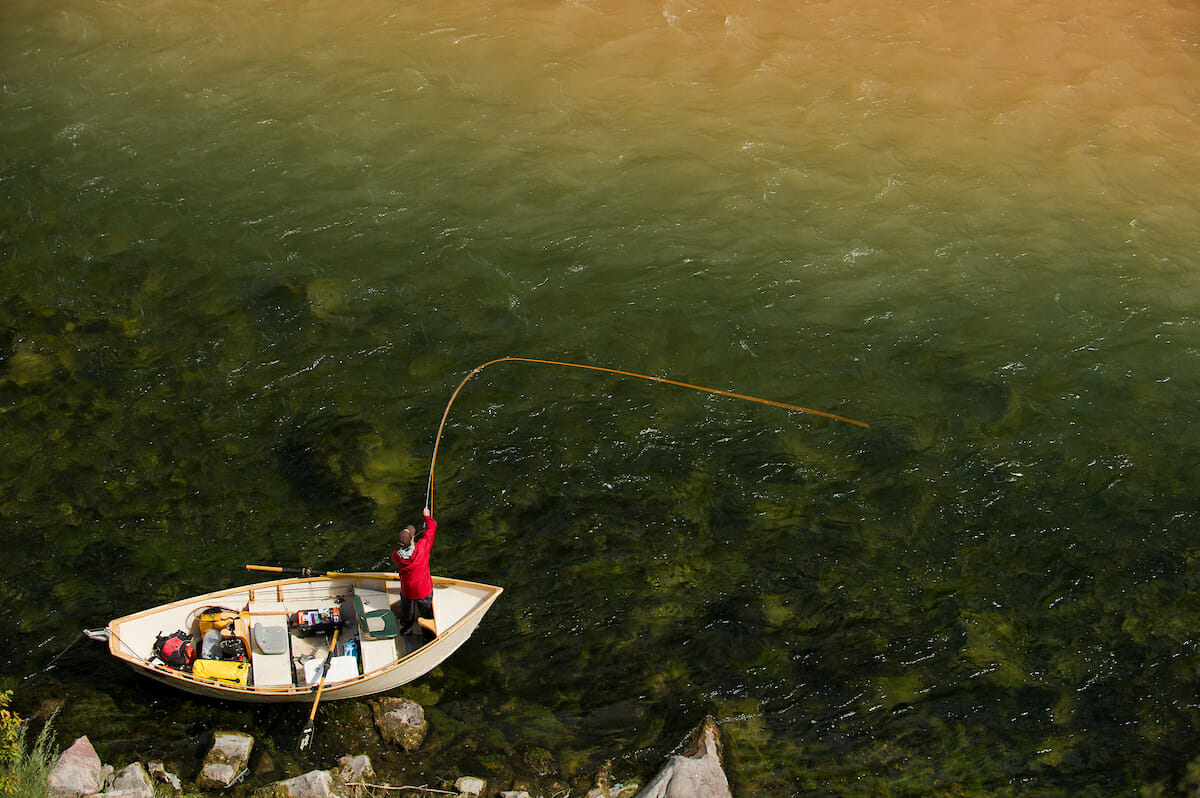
[{"left": 424, "top": 356, "right": 869, "bottom": 515}]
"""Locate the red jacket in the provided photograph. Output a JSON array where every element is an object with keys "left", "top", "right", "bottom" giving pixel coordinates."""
[{"left": 391, "top": 515, "right": 436, "bottom": 599}]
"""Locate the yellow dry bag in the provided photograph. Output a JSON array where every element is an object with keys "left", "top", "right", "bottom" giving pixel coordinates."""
[{"left": 192, "top": 659, "right": 251, "bottom": 687}]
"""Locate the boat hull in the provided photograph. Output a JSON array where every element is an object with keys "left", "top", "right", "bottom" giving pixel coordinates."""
[{"left": 105, "top": 573, "right": 502, "bottom": 703}]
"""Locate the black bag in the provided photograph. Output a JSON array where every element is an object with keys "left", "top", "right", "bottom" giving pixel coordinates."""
[
  {"left": 217, "top": 635, "right": 248, "bottom": 662},
  {"left": 153, "top": 630, "right": 196, "bottom": 670}
]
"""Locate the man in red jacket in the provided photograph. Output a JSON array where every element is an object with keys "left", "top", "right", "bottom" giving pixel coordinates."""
[{"left": 391, "top": 506, "right": 437, "bottom": 636}]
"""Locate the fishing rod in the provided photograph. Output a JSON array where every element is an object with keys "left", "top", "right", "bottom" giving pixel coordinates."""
[{"left": 424, "top": 356, "right": 869, "bottom": 514}]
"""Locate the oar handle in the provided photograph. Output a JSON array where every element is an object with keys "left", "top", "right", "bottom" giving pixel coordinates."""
[
  {"left": 245, "top": 565, "right": 394, "bottom": 581},
  {"left": 246, "top": 565, "right": 325, "bottom": 577}
]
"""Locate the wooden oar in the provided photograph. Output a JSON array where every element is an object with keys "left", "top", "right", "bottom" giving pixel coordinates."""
[
  {"left": 246, "top": 564, "right": 390, "bottom": 581},
  {"left": 298, "top": 627, "right": 340, "bottom": 751}
]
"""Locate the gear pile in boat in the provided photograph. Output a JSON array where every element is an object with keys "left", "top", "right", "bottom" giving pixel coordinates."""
[
  {"left": 149, "top": 606, "right": 258, "bottom": 686},
  {"left": 148, "top": 601, "right": 368, "bottom": 688}
]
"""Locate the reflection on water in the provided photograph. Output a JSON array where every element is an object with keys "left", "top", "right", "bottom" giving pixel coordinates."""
[{"left": 1, "top": 0, "right": 1199, "bottom": 793}]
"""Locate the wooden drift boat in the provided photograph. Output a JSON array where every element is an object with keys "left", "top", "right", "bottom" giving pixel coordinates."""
[{"left": 94, "top": 573, "right": 502, "bottom": 703}]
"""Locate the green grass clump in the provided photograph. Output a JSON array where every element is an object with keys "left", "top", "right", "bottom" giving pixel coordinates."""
[{"left": 0, "top": 691, "right": 59, "bottom": 798}]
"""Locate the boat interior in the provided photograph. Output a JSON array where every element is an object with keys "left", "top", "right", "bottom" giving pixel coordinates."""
[
  {"left": 120, "top": 577, "right": 436, "bottom": 691},
  {"left": 256, "top": 587, "right": 432, "bottom": 690}
]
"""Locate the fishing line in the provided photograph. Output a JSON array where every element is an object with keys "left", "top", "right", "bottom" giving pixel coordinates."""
[
  {"left": 23, "top": 631, "right": 86, "bottom": 681},
  {"left": 424, "top": 356, "right": 870, "bottom": 514}
]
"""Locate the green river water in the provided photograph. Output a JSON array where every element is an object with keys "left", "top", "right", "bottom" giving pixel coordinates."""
[{"left": 2, "top": 0, "right": 1199, "bottom": 794}]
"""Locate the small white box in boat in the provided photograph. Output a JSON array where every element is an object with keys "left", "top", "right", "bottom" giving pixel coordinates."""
[{"left": 303, "top": 655, "right": 358, "bottom": 685}]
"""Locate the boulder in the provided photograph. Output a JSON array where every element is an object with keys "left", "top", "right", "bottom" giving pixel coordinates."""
[
  {"left": 635, "top": 717, "right": 732, "bottom": 798},
  {"left": 47, "top": 736, "right": 105, "bottom": 797},
  {"left": 455, "top": 775, "right": 487, "bottom": 797},
  {"left": 371, "top": 697, "right": 428, "bottom": 751},
  {"left": 101, "top": 762, "right": 155, "bottom": 798},
  {"left": 196, "top": 731, "right": 254, "bottom": 789},
  {"left": 253, "top": 769, "right": 341, "bottom": 798}
]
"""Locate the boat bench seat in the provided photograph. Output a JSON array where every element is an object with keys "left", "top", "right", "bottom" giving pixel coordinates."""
[
  {"left": 359, "top": 636, "right": 398, "bottom": 674},
  {"left": 352, "top": 594, "right": 399, "bottom": 641},
  {"left": 247, "top": 601, "right": 293, "bottom": 688}
]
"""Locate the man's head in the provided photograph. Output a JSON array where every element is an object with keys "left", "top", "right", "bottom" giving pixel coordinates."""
[{"left": 397, "top": 524, "right": 417, "bottom": 557}]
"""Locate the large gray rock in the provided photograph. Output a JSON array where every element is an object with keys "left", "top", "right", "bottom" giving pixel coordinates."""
[
  {"left": 47, "top": 736, "right": 105, "bottom": 797},
  {"left": 253, "top": 769, "right": 341, "bottom": 798},
  {"left": 371, "top": 697, "right": 428, "bottom": 751},
  {"left": 102, "top": 762, "right": 154, "bottom": 798},
  {"left": 635, "top": 717, "right": 732, "bottom": 798},
  {"left": 196, "top": 731, "right": 254, "bottom": 789}
]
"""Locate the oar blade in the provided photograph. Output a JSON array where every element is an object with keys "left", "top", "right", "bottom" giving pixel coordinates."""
[{"left": 297, "top": 721, "right": 315, "bottom": 751}]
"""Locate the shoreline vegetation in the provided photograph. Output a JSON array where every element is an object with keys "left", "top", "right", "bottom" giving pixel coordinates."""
[
  {"left": 1, "top": 691, "right": 58, "bottom": 798},
  {"left": 4, "top": 689, "right": 733, "bottom": 798}
]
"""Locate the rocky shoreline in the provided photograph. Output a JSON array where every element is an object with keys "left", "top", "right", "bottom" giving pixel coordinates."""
[{"left": 44, "top": 698, "right": 734, "bottom": 798}]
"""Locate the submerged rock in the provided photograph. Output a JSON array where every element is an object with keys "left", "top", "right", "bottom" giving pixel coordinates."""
[
  {"left": 196, "top": 730, "right": 254, "bottom": 789},
  {"left": 371, "top": 697, "right": 428, "bottom": 751},
  {"left": 147, "top": 761, "right": 182, "bottom": 792},
  {"left": 337, "top": 754, "right": 374, "bottom": 784},
  {"left": 276, "top": 412, "right": 379, "bottom": 528},
  {"left": 635, "top": 717, "right": 732, "bottom": 798}
]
